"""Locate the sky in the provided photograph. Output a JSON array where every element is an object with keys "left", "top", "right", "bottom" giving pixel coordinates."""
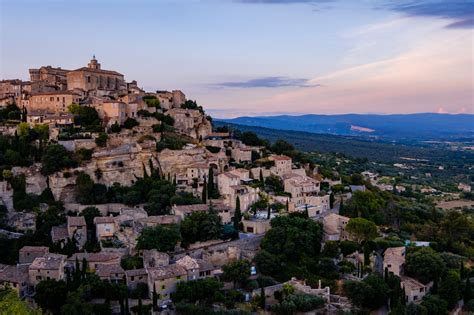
[{"left": 0, "top": 0, "right": 473, "bottom": 117}]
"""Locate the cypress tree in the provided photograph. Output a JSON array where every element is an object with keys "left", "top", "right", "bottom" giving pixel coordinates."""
[
  {"left": 153, "top": 283, "right": 158, "bottom": 309},
  {"left": 267, "top": 205, "right": 271, "bottom": 219},
  {"left": 465, "top": 277, "right": 472, "bottom": 301},
  {"left": 259, "top": 169, "right": 264, "bottom": 183},
  {"left": 339, "top": 197, "right": 344, "bottom": 215},
  {"left": 329, "top": 192, "right": 335, "bottom": 208},
  {"left": 286, "top": 199, "right": 289, "bottom": 212},
  {"left": 82, "top": 257, "right": 87, "bottom": 279},
  {"left": 260, "top": 285, "right": 266, "bottom": 310},
  {"left": 208, "top": 167, "right": 214, "bottom": 198},
  {"left": 125, "top": 295, "right": 130, "bottom": 315},
  {"left": 233, "top": 196, "right": 241, "bottom": 230},
  {"left": 202, "top": 178, "right": 208, "bottom": 203}
]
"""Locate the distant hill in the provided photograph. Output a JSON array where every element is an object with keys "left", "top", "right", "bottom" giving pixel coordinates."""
[
  {"left": 213, "top": 121, "right": 474, "bottom": 165},
  {"left": 217, "top": 113, "right": 474, "bottom": 141}
]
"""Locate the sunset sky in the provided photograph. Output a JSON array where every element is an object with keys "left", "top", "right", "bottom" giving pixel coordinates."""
[{"left": 1, "top": 0, "right": 473, "bottom": 117}]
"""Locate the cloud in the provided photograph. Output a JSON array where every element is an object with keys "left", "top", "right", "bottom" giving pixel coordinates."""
[
  {"left": 384, "top": 0, "right": 474, "bottom": 28},
  {"left": 211, "top": 76, "right": 320, "bottom": 88}
]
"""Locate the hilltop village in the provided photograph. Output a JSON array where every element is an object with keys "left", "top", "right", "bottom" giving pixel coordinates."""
[{"left": 0, "top": 58, "right": 473, "bottom": 315}]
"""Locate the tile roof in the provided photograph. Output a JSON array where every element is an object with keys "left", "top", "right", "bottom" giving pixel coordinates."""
[
  {"left": 141, "top": 215, "right": 181, "bottom": 225},
  {"left": 69, "top": 252, "right": 121, "bottom": 263},
  {"left": 95, "top": 263, "right": 125, "bottom": 278},
  {"left": 176, "top": 256, "right": 199, "bottom": 270},
  {"left": 19, "top": 246, "right": 49, "bottom": 253},
  {"left": 67, "top": 216, "right": 86, "bottom": 227},
  {"left": 125, "top": 268, "right": 148, "bottom": 277},
  {"left": 94, "top": 216, "right": 116, "bottom": 224},
  {"left": 51, "top": 226, "right": 68, "bottom": 243},
  {"left": 70, "top": 67, "right": 123, "bottom": 76},
  {"left": 0, "top": 264, "right": 28, "bottom": 283},
  {"left": 148, "top": 264, "right": 187, "bottom": 280},
  {"left": 30, "top": 254, "right": 66, "bottom": 270}
]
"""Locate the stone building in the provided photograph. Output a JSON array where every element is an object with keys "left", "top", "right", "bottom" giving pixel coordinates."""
[
  {"left": 67, "top": 216, "right": 87, "bottom": 249},
  {"left": 29, "top": 66, "right": 70, "bottom": 90},
  {"left": 28, "top": 253, "right": 67, "bottom": 287},
  {"left": 94, "top": 216, "right": 116, "bottom": 241},
  {"left": 19, "top": 246, "right": 49, "bottom": 264},
  {"left": 155, "top": 90, "right": 186, "bottom": 110},
  {"left": 29, "top": 91, "right": 82, "bottom": 114},
  {"left": 0, "top": 264, "right": 29, "bottom": 297},
  {"left": 147, "top": 264, "right": 187, "bottom": 300},
  {"left": 323, "top": 213, "right": 350, "bottom": 242},
  {"left": 66, "top": 57, "right": 125, "bottom": 92},
  {"left": 0, "top": 79, "right": 23, "bottom": 99},
  {"left": 383, "top": 246, "right": 406, "bottom": 277}
]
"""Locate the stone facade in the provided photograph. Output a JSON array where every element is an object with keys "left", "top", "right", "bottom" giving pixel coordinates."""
[
  {"left": 66, "top": 57, "right": 125, "bottom": 92},
  {"left": 29, "top": 91, "right": 81, "bottom": 114}
]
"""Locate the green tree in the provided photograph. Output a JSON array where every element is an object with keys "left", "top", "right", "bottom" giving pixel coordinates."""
[
  {"left": 439, "top": 270, "right": 461, "bottom": 309},
  {"left": 95, "top": 132, "right": 108, "bottom": 147},
  {"left": 343, "top": 274, "right": 389, "bottom": 309},
  {"left": 222, "top": 259, "right": 251, "bottom": 288},
  {"left": 346, "top": 218, "right": 378, "bottom": 244},
  {"left": 180, "top": 210, "right": 223, "bottom": 248},
  {"left": 34, "top": 279, "right": 68, "bottom": 313},
  {"left": 405, "top": 247, "right": 445, "bottom": 284},
  {"left": 41, "top": 144, "right": 76, "bottom": 175},
  {"left": 420, "top": 295, "right": 448, "bottom": 315},
  {"left": 136, "top": 225, "right": 181, "bottom": 252},
  {"left": 172, "top": 278, "right": 223, "bottom": 305},
  {"left": 123, "top": 118, "right": 139, "bottom": 129},
  {"left": 0, "top": 289, "right": 41, "bottom": 314}
]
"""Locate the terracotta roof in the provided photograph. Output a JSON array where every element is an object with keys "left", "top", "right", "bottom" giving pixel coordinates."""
[
  {"left": 95, "top": 264, "right": 125, "bottom": 278},
  {"left": 94, "top": 216, "right": 115, "bottom": 224},
  {"left": 19, "top": 246, "right": 49, "bottom": 253},
  {"left": 125, "top": 268, "right": 148, "bottom": 277},
  {"left": 30, "top": 254, "right": 66, "bottom": 270},
  {"left": 172, "top": 204, "right": 209, "bottom": 214},
  {"left": 270, "top": 155, "right": 291, "bottom": 161},
  {"left": 148, "top": 264, "right": 187, "bottom": 280},
  {"left": 30, "top": 91, "right": 80, "bottom": 96},
  {"left": 141, "top": 215, "right": 181, "bottom": 225},
  {"left": 70, "top": 67, "right": 123, "bottom": 76},
  {"left": 0, "top": 264, "right": 28, "bottom": 284},
  {"left": 67, "top": 216, "right": 86, "bottom": 227},
  {"left": 69, "top": 252, "right": 121, "bottom": 263},
  {"left": 221, "top": 172, "right": 240, "bottom": 179},
  {"left": 401, "top": 276, "right": 426, "bottom": 290}
]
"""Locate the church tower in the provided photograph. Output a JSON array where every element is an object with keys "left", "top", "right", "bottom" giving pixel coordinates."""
[{"left": 87, "top": 55, "right": 101, "bottom": 70}]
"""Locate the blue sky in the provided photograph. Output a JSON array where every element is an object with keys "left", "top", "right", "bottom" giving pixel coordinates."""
[{"left": 1, "top": 0, "right": 472, "bottom": 117}]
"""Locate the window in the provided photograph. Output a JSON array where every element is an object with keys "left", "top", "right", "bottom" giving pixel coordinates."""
[
  {"left": 131, "top": 276, "right": 134, "bottom": 281},
  {"left": 161, "top": 285, "right": 165, "bottom": 290}
]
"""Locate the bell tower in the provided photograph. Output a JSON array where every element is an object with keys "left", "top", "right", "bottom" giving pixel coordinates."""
[{"left": 88, "top": 55, "right": 101, "bottom": 70}]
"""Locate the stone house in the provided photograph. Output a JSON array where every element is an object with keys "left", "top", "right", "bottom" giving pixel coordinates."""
[
  {"left": 147, "top": 264, "right": 187, "bottom": 300},
  {"left": 0, "top": 264, "right": 29, "bottom": 297},
  {"left": 28, "top": 253, "right": 67, "bottom": 287},
  {"left": 19, "top": 246, "right": 49, "bottom": 264},
  {"left": 29, "top": 91, "right": 82, "bottom": 114},
  {"left": 231, "top": 147, "right": 253, "bottom": 163},
  {"left": 242, "top": 218, "right": 271, "bottom": 234},
  {"left": 51, "top": 226, "right": 69, "bottom": 245},
  {"left": 136, "top": 215, "right": 181, "bottom": 231},
  {"left": 0, "top": 181, "right": 13, "bottom": 211},
  {"left": 283, "top": 174, "right": 320, "bottom": 200},
  {"left": 125, "top": 268, "right": 148, "bottom": 290},
  {"left": 166, "top": 108, "right": 212, "bottom": 139},
  {"left": 401, "top": 277, "right": 430, "bottom": 304},
  {"left": 27, "top": 111, "right": 74, "bottom": 126},
  {"left": 94, "top": 216, "right": 116, "bottom": 241},
  {"left": 68, "top": 252, "right": 122, "bottom": 271},
  {"left": 269, "top": 155, "right": 292, "bottom": 176},
  {"left": 67, "top": 216, "right": 87, "bottom": 249},
  {"left": 175, "top": 255, "right": 217, "bottom": 280},
  {"left": 155, "top": 90, "right": 186, "bottom": 110},
  {"left": 95, "top": 264, "right": 125, "bottom": 284},
  {"left": 323, "top": 213, "right": 350, "bottom": 241},
  {"left": 142, "top": 250, "right": 170, "bottom": 268},
  {"left": 383, "top": 247, "right": 406, "bottom": 276}
]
